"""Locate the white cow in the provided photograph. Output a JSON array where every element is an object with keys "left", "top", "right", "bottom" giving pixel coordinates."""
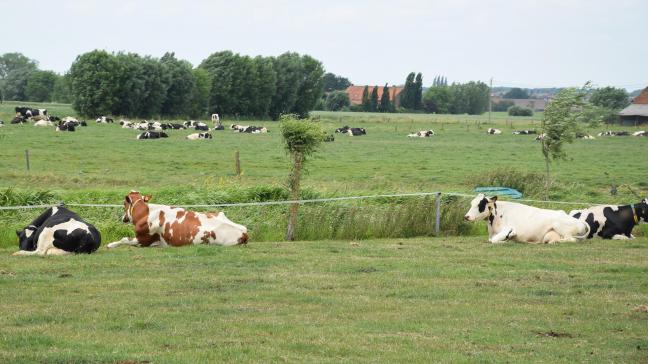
[
  {"left": 486, "top": 128, "right": 502, "bottom": 135},
  {"left": 211, "top": 113, "right": 220, "bottom": 124},
  {"left": 408, "top": 130, "right": 435, "bottom": 138},
  {"left": 34, "top": 119, "right": 53, "bottom": 127},
  {"left": 464, "top": 194, "right": 590, "bottom": 244}
]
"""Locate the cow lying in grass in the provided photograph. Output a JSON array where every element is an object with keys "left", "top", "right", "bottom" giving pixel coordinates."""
[
  {"left": 464, "top": 194, "right": 590, "bottom": 244},
  {"left": 107, "top": 191, "right": 248, "bottom": 249},
  {"left": 14, "top": 206, "right": 101, "bottom": 256},
  {"left": 569, "top": 199, "right": 648, "bottom": 239}
]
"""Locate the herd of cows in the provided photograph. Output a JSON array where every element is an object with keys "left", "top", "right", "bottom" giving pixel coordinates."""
[
  {"left": 4, "top": 105, "right": 648, "bottom": 255},
  {"left": 12, "top": 191, "right": 648, "bottom": 256}
]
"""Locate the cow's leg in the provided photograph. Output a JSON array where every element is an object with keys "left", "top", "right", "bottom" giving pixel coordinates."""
[
  {"left": 12, "top": 250, "right": 41, "bottom": 256},
  {"left": 106, "top": 237, "right": 140, "bottom": 249},
  {"left": 612, "top": 234, "right": 631, "bottom": 240},
  {"left": 45, "top": 247, "right": 72, "bottom": 256},
  {"left": 542, "top": 230, "right": 562, "bottom": 244},
  {"left": 489, "top": 227, "right": 516, "bottom": 243}
]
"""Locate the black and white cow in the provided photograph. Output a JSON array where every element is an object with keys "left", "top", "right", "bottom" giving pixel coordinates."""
[
  {"left": 213, "top": 125, "right": 225, "bottom": 131},
  {"left": 598, "top": 130, "right": 630, "bottom": 137},
  {"left": 136, "top": 131, "right": 168, "bottom": 139},
  {"left": 56, "top": 121, "right": 76, "bottom": 132},
  {"left": 14, "top": 206, "right": 101, "bottom": 256},
  {"left": 167, "top": 123, "right": 186, "bottom": 130},
  {"left": 512, "top": 130, "right": 537, "bottom": 135},
  {"left": 194, "top": 122, "right": 209, "bottom": 131},
  {"left": 632, "top": 131, "right": 647, "bottom": 137},
  {"left": 335, "top": 126, "right": 350, "bottom": 133},
  {"left": 186, "top": 132, "right": 212, "bottom": 140},
  {"left": 49, "top": 116, "right": 62, "bottom": 122},
  {"left": 408, "top": 130, "right": 435, "bottom": 138},
  {"left": 569, "top": 199, "right": 648, "bottom": 240},
  {"left": 576, "top": 132, "right": 595, "bottom": 139},
  {"left": 96, "top": 116, "right": 114, "bottom": 123},
  {"left": 486, "top": 128, "right": 502, "bottom": 135},
  {"left": 347, "top": 127, "right": 366, "bottom": 136},
  {"left": 15, "top": 106, "right": 47, "bottom": 118},
  {"left": 0, "top": 120, "right": 4, "bottom": 127}
]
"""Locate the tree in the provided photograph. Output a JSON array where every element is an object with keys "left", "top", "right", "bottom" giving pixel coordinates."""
[
  {"left": 508, "top": 105, "right": 533, "bottom": 116},
  {"left": 422, "top": 86, "right": 451, "bottom": 114},
  {"left": 503, "top": 88, "right": 529, "bottom": 99},
  {"left": 400, "top": 72, "right": 416, "bottom": 109},
  {"left": 51, "top": 73, "right": 72, "bottom": 103},
  {"left": 370, "top": 86, "right": 379, "bottom": 112},
  {"left": 414, "top": 73, "right": 423, "bottom": 110},
  {"left": 540, "top": 83, "right": 590, "bottom": 199},
  {"left": 361, "top": 85, "right": 370, "bottom": 111},
  {"left": 267, "top": 52, "right": 303, "bottom": 120},
  {"left": 492, "top": 100, "right": 514, "bottom": 112},
  {"left": 251, "top": 56, "right": 277, "bottom": 118},
  {"left": 322, "top": 72, "right": 352, "bottom": 92},
  {"left": 160, "top": 52, "right": 195, "bottom": 118},
  {"left": 589, "top": 86, "right": 629, "bottom": 110},
  {"left": 325, "top": 90, "right": 350, "bottom": 111},
  {"left": 69, "top": 50, "right": 121, "bottom": 117},
  {"left": 25, "top": 70, "right": 58, "bottom": 102},
  {"left": 378, "top": 84, "right": 391, "bottom": 112},
  {"left": 291, "top": 55, "right": 325, "bottom": 118},
  {"left": 279, "top": 115, "right": 323, "bottom": 241},
  {"left": 188, "top": 68, "right": 211, "bottom": 118},
  {"left": 0, "top": 53, "right": 38, "bottom": 102}
]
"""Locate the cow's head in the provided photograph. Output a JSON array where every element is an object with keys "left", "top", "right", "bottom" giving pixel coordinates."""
[
  {"left": 636, "top": 199, "right": 648, "bottom": 224},
  {"left": 16, "top": 225, "right": 38, "bottom": 251},
  {"left": 122, "top": 191, "right": 151, "bottom": 223},
  {"left": 464, "top": 194, "right": 497, "bottom": 222}
]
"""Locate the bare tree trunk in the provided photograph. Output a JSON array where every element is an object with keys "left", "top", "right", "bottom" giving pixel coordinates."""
[
  {"left": 545, "top": 157, "right": 550, "bottom": 201},
  {"left": 285, "top": 151, "right": 303, "bottom": 241}
]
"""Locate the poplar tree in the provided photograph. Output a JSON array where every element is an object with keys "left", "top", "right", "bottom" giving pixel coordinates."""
[
  {"left": 379, "top": 84, "right": 391, "bottom": 112},
  {"left": 370, "top": 86, "right": 379, "bottom": 112}
]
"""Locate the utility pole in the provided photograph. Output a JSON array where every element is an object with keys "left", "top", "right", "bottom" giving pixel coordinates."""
[{"left": 489, "top": 77, "right": 493, "bottom": 124}]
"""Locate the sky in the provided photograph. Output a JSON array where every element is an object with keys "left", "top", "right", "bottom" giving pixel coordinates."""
[{"left": 2, "top": 0, "right": 647, "bottom": 90}]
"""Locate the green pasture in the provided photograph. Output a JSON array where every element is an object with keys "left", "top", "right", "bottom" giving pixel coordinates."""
[{"left": 2, "top": 237, "right": 648, "bottom": 363}]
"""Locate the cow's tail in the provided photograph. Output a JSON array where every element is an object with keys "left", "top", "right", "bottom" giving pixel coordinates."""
[{"left": 574, "top": 220, "right": 591, "bottom": 240}]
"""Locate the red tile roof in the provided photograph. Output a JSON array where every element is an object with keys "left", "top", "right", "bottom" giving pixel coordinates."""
[
  {"left": 346, "top": 86, "right": 404, "bottom": 105},
  {"left": 632, "top": 87, "right": 648, "bottom": 104}
]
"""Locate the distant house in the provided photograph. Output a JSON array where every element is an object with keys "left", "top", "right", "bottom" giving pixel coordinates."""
[
  {"left": 618, "top": 87, "right": 648, "bottom": 125},
  {"left": 491, "top": 97, "right": 549, "bottom": 111},
  {"left": 346, "top": 86, "right": 404, "bottom": 108}
]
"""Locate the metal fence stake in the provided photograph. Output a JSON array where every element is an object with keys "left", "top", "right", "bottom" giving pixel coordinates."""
[{"left": 435, "top": 192, "right": 441, "bottom": 236}]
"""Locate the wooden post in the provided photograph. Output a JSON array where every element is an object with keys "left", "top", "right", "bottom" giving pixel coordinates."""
[
  {"left": 235, "top": 150, "right": 241, "bottom": 178},
  {"left": 435, "top": 193, "right": 441, "bottom": 236},
  {"left": 25, "top": 150, "right": 30, "bottom": 172}
]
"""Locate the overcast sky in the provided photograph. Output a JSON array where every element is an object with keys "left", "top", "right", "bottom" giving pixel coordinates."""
[{"left": 2, "top": 0, "right": 647, "bottom": 90}]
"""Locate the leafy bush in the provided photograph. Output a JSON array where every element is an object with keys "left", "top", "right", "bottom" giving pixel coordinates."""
[{"left": 508, "top": 105, "right": 533, "bottom": 116}]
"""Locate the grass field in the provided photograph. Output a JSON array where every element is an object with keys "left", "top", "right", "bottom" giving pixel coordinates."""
[
  {"left": 1, "top": 102, "right": 648, "bottom": 362},
  {"left": 2, "top": 237, "right": 648, "bottom": 363}
]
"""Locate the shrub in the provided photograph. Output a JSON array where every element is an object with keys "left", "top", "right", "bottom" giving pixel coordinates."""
[{"left": 508, "top": 105, "right": 533, "bottom": 116}]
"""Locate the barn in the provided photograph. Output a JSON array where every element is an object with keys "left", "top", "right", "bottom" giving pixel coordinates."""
[
  {"left": 346, "top": 85, "right": 404, "bottom": 107},
  {"left": 618, "top": 87, "right": 648, "bottom": 125}
]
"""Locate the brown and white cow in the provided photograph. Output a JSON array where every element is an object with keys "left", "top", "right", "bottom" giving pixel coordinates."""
[{"left": 107, "top": 191, "right": 248, "bottom": 248}]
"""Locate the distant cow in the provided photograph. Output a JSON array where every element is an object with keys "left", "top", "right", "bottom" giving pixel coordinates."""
[
  {"left": 56, "top": 121, "right": 76, "bottom": 132},
  {"left": 120, "top": 120, "right": 133, "bottom": 128},
  {"left": 184, "top": 120, "right": 200, "bottom": 128},
  {"left": 13, "top": 206, "right": 101, "bottom": 256},
  {"left": 34, "top": 119, "right": 53, "bottom": 127},
  {"left": 15, "top": 106, "right": 47, "bottom": 118},
  {"left": 186, "top": 132, "right": 212, "bottom": 140},
  {"left": 598, "top": 130, "right": 630, "bottom": 137},
  {"left": 213, "top": 125, "right": 225, "bottom": 131},
  {"left": 512, "top": 130, "right": 536, "bottom": 135},
  {"left": 0, "top": 120, "right": 4, "bottom": 127},
  {"left": 335, "top": 126, "right": 350, "bottom": 133},
  {"left": 11, "top": 116, "right": 26, "bottom": 124},
  {"left": 107, "top": 191, "right": 248, "bottom": 248},
  {"left": 194, "top": 122, "right": 209, "bottom": 131},
  {"left": 535, "top": 133, "right": 546, "bottom": 141},
  {"left": 136, "top": 131, "right": 168, "bottom": 139},
  {"left": 486, "top": 128, "right": 502, "bottom": 135},
  {"left": 167, "top": 123, "right": 186, "bottom": 130},
  {"left": 576, "top": 132, "right": 595, "bottom": 139},
  {"left": 211, "top": 113, "right": 220, "bottom": 125},
  {"left": 96, "top": 116, "right": 114, "bottom": 123},
  {"left": 49, "top": 116, "right": 61, "bottom": 122},
  {"left": 408, "top": 130, "right": 435, "bottom": 138},
  {"left": 632, "top": 131, "right": 647, "bottom": 137},
  {"left": 347, "top": 128, "right": 366, "bottom": 136},
  {"left": 570, "top": 199, "right": 648, "bottom": 240}
]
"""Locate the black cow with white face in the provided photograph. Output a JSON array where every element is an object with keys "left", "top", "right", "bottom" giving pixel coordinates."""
[
  {"left": 570, "top": 199, "right": 648, "bottom": 239},
  {"left": 14, "top": 206, "right": 101, "bottom": 256}
]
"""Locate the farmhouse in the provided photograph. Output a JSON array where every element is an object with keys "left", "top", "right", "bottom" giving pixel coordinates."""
[
  {"left": 618, "top": 87, "right": 648, "bottom": 125},
  {"left": 346, "top": 85, "right": 404, "bottom": 107},
  {"left": 491, "top": 97, "right": 549, "bottom": 111}
]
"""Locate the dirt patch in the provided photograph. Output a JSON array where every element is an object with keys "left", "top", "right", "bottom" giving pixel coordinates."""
[
  {"left": 633, "top": 305, "right": 648, "bottom": 313},
  {"left": 537, "top": 331, "right": 573, "bottom": 338}
]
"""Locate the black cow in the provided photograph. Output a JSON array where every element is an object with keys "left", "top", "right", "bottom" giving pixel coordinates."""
[
  {"left": 194, "top": 123, "right": 209, "bottom": 131},
  {"left": 570, "top": 199, "right": 648, "bottom": 239},
  {"left": 213, "top": 125, "right": 225, "bottom": 131},
  {"left": 49, "top": 116, "right": 62, "bottom": 122},
  {"left": 80, "top": 120, "right": 88, "bottom": 127},
  {"left": 11, "top": 115, "right": 26, "bottom": 124},
  {"left": 335, "top": 126, "right": 350, "bottom": 133},
  {"left": 14, "top": 206, "right": 101, "bottom": 256},
  {"left": 137, "top": 131, "right": 169, "bottom": 139}
]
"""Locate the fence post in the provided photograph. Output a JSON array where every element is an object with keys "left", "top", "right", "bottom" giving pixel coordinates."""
[
  {"left": 435, "top": 192, "right": 441, "bottom": 236},
  {"left": 25, "top": 150, "right": 30, "bottom": 172},
  {"left": 235, "top": 150, "right": 241, "bottom": 179}
]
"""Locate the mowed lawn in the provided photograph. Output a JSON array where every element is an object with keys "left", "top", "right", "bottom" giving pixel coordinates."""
[{"left": 1, "top": 237, "right": 648, "bottom": 363}]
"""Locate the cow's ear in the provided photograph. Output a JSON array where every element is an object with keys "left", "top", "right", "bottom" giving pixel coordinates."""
[
  {"left": 16, "top": 230, "right": 21, "bottom": 237},
  {"left": 143, "top": 195, "right": 152, "bottom": 202},
  {"left": 490, "top": 196, "right": 498, "bottom": 202},
  {"left": 124, "top": 195, "right": 131, "bottom": 204}
]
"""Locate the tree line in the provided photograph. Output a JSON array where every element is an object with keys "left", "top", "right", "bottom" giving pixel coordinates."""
[{"left": 0, "top": 53, "right": 71, "bottom": 103}]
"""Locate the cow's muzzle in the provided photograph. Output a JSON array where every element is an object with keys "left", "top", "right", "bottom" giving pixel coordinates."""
[
  {"left": 122, "top": 214, "right": 130, "bottom": 223},
  {"left": 238, "top": 233, "right": 249, "bottom": 245},
  {"left": 464, "top": 215, "right": 472, "bottom": 221}
]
